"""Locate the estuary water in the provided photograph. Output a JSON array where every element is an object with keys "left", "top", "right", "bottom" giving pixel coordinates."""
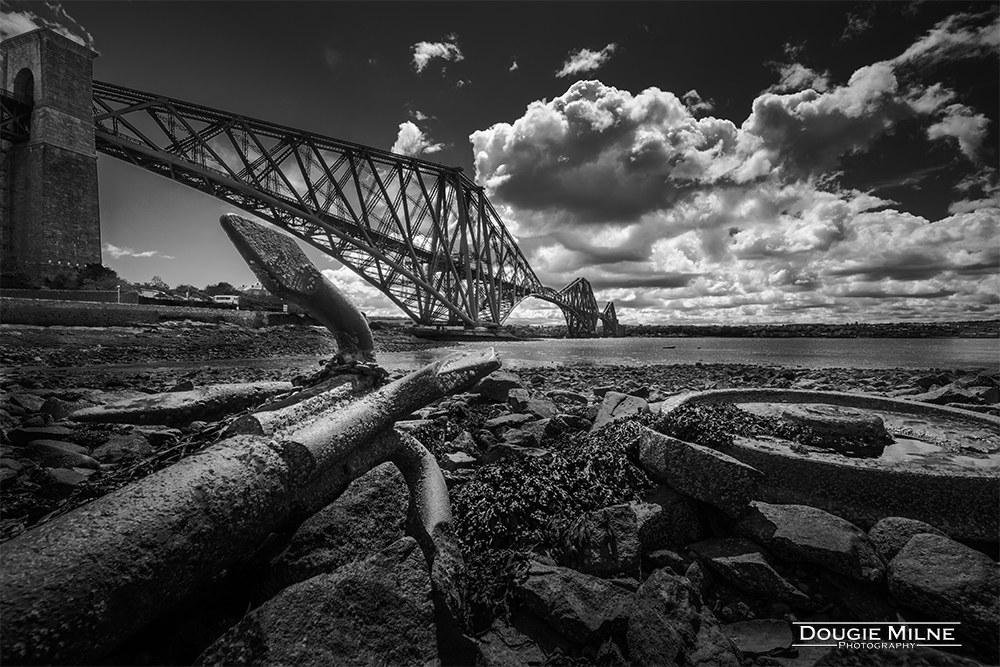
[{"left": 380, "top": 336, "right": 1000, "bottom": 372}]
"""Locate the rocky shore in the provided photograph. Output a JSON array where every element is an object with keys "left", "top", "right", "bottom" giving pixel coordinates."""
[{"left": 1, "top": 321, "right": 997, "bottom": 666}]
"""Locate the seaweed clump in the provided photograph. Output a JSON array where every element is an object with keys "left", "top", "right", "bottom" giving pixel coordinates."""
[
  {"left": 450, "top": 420, "right": 654, "bottom": 632},
  {"left": 646, "top": 403, "right": 892, "bottom": 457}
]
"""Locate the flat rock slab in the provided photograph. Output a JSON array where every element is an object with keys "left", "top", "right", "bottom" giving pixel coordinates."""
[
  {"left": 690, "top": 537, "right": 811, "bottom": 607},
  {"left": 722, "top": 619, "right": 793, "bottom": 656},
  {"left": 636, "top": 426, "right": 762, "bottom": 518},
  {"left": 888, "top": 533, "right": 999, "bottom": 655},
  {"left": 737, "top": 501, "right": 884, "bottom": 583},
  {"left": 68, "top": 382, "right": 294, "bottom": 425}
]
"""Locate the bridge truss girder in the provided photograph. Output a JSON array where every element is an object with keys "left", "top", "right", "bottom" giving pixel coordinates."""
[
  {"left": 88, "top": 80, "right": 621, "bottom": 335},
  {"left": 601, "top": 301, "right": 620, "bottom": 337}
]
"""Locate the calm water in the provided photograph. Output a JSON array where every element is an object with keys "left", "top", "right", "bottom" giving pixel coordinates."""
[{"left": 381, "top": 336, "right": 1000, "bottom": 371}]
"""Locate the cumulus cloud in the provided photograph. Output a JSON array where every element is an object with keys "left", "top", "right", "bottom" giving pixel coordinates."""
[
  {"left": 412, "top": 36, "right": 463, "bottom": 73},
  {"left": 0, "top": 3, "right": 94, "bottom": 48},
  {"left": 104, "top": 243, "right": 175, "bottom": 260},
  {"left": 469, "top": 9, "right": 1000, "bottom": 324},
  {"left": 744, "top": 63, "right": 918, "bottom": 179},
  {"left": 682, "top": 89, "right": 714, "bottom": 115},
  {"left": 768, "top": 63, "right": 831, "bottom": 93},
  {"left": 391, "top": 121, "right": 445, "bottom": 156},
  {"left": 926, "top": 105, "right": 990, "bottom": 160},
  {"left": 471, "top": 80, "right": 747, "bottom": 224},
  {"left": 555, "top": 43, "right": 617, "bottom": 78}
]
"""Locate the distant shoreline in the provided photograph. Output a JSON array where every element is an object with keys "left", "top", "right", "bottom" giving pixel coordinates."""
[{"left": 498, "top": 319, "right": 1000, "bottom": 340}]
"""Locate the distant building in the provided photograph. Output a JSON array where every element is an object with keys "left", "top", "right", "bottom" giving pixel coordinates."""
[
  {"left": 212, "top": 294, "right": 240, "bottom": 306},
  {"left": 239, "top": 283, "right": 273, "bottom": 298}
]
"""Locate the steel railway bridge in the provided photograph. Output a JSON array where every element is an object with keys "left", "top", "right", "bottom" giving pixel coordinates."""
[{"left": 2, "top": 76, "right": 620, "bottom": 337}]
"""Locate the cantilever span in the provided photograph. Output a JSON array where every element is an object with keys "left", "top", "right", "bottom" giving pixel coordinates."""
[{"left": 87, "top": 80, "right": 620, "bottom": 336}]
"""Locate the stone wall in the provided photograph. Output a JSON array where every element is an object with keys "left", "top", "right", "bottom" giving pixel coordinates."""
[{"left": 0, "top": 298, "right": 269, "bottom": 328}]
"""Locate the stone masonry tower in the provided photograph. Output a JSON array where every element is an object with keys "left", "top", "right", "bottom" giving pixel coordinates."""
[{"left": 1, "top": 28, "right": 101, "bottom": 282}]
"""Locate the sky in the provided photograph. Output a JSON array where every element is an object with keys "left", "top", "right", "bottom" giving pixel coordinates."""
[{"left": 2, "top": 1, "right": 998, "bottom": 326}]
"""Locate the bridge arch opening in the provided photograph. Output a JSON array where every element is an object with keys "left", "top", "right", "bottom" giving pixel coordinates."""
[
  {"left": 13, "top": 68, "right": 34, "bottom": 102},
  {"left": 506, "top": 296, "right": 565, "bottom": 328}
]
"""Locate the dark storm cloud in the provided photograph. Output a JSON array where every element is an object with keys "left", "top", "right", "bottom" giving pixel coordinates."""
[{"left": 842, "top": 288, "right": 958, "bottom": 299}]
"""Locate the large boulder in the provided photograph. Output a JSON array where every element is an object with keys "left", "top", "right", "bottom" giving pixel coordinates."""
[
  {"left": 197, "top": 537, "right": 438, "bottom": 667},
  {"left": 514, "top": 560, "right": 630, "bottom": 645},
  {"left": 591, "top": 392, "right": 649, "bottom": 432},
  {"left": 737, "top": 502, "right": 884, "bottom": 583},
  {"left": 262, "top": 463, "right": 408, "bottom": 596},
  {"left": 474, "top": 371, "right": 526, "bottom": 403},
  {"left": 627, "top": 568, "right": 740, "bottom": 667},
  {"left": 867, "top": 516, "right": 947, "bottom": 563},
  {"left": 689, "top": 537, "right": 812, "bottom": 607},
  {"left": 888, "top": 533, "right": 999, "bottom": 656},
  {"left": 636, "top": 427, "right": 762, "bottom": 518}
]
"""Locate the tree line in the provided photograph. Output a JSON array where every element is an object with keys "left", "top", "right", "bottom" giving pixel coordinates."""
[{"left": 0, "top": 263, "right": 284, "bottom": 311}]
